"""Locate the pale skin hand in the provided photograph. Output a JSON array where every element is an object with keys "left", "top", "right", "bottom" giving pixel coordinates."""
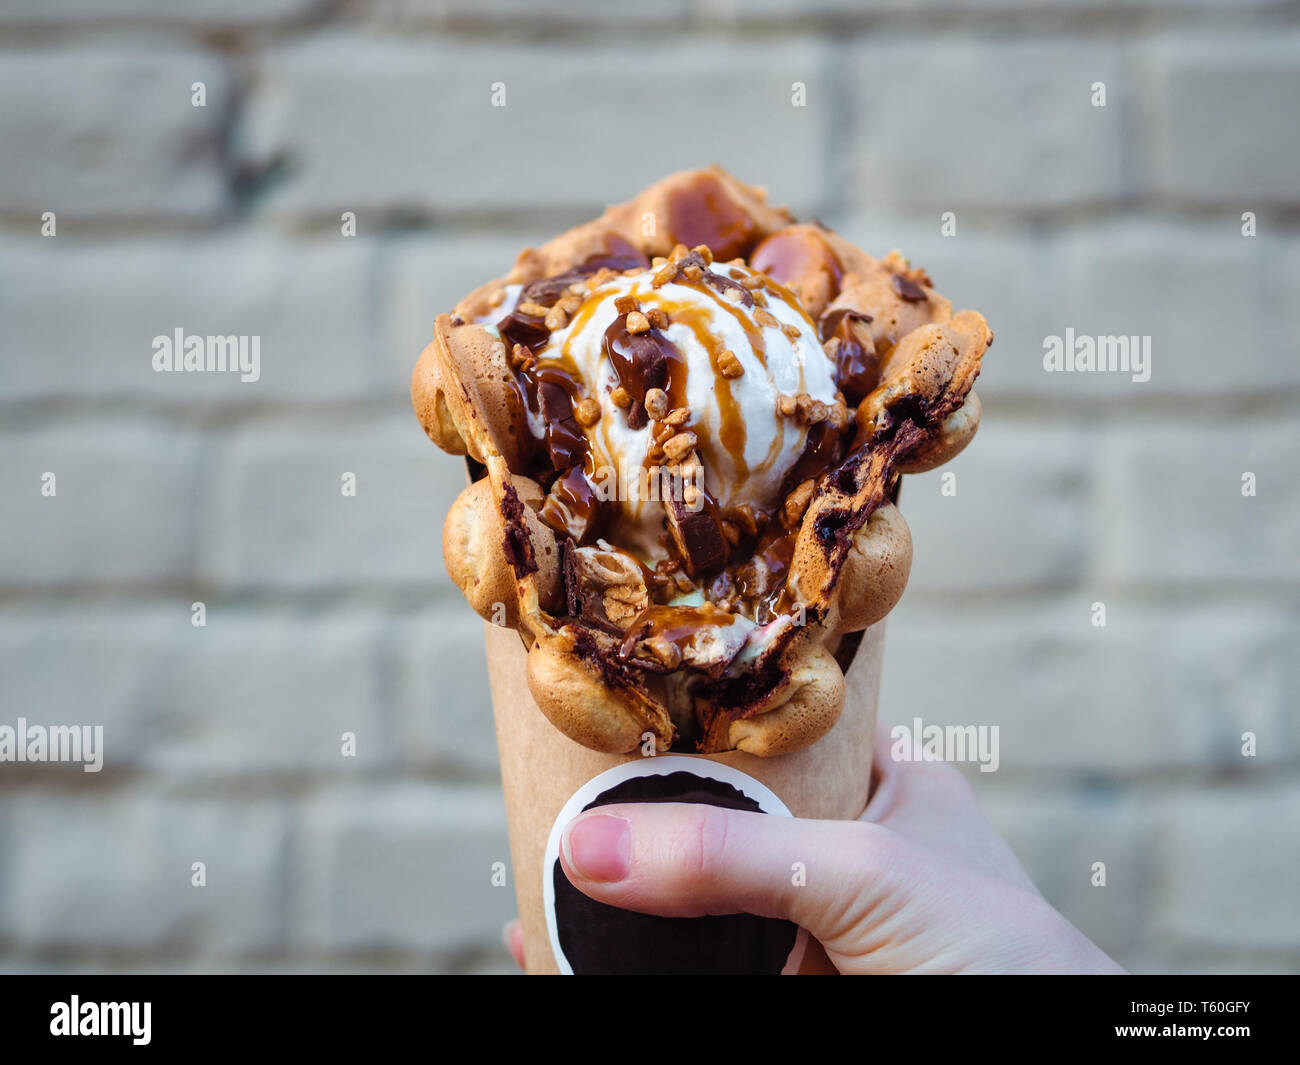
[{"left": 504, "top": 730, "right": 1125, "bottom": 974}]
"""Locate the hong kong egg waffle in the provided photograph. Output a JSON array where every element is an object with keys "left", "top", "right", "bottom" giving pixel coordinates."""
[{"left": 412, "top": 167, "right": 990, "bottom": 756}]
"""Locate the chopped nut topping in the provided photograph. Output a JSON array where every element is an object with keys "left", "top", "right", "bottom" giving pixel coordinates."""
[
  {"left": 727, "top": 257, "right": 745, "bottom": 267},
  {"left": 679, "top": 449, "right": 703, "bottom": 478},
  {"left": 615, "top": 294, "right": 639, "bottom": 315},
  {"left": 646, "top": 307, "right": 669, "bottom": 330},
  {"left": 782, "top": 479, "right": 816, "bottom": 529},
  {"left": 822, "top": 337, "right": 842, "bottom": 359},
  {"left": 795, "top": 393, "right": 813, "bottom": 421},
  {"left": 778, "top": 394, "right": 798, "bottom": 417},
  {"left": 726, "top": 503, "right": 760, "bottom": 537},
  {"left": 691, "top": 244, "right": 714, "bottom": 264},
  {"left": 517, "top": 301, "right": 550, "bottom": 318},
  {"left": 652, "top": 262, "right": 679, "bottom": 287},
  {"left": 610, "top": 385, "right": 631, "bottom": 408},
  {"left": 586, "top": 267, "right": 618, "bottom": 290},
  {"left": 669, "top": 243, "right": 691, "bottom": 261},
  {"left": 574, "top": 397, "right": 601, "bottom": 427},
  {"left": 751, "top": 290, "right": 768, "bottom": 308},
  {"left": 644, "top": 388, "right": 669, "bottom": 419},
  {"left": 644, "top": 635, "right": 682, "bottom": 670},
  {"left": 663, "top": 431, "right": 698, "bottom": 462},
  {"left": 738, "top": 275, "right": 764, "bottom": 291},
  {"left": 681, "top": 263, "right": 704, "bottom": 282},
  {"left": 780, "top": 323, "right": 802, "bottom": 342},
  {"left": 662, "top": 406, "right": 690, "bottom": 427},
  {"left": 720, "top": 519, "right": 741, "bottom": 547},
  {"left": 720, "top": 286, "right": 745, "bottom": 305},
  {"left": 626, "top": 310, "right": 651, "bottom": 334},
  {"left": 568, "top": 282, "right": 587, "bottom": 296},
  {"left": 718, "top": 349, "right": 744, "bottom": 379},
  {"left": 651, "top": 256, "right": 667, "bottom": 268},
  {"left": 558, "top": 293, "right": 583, "bottom": 314},
  {"left": 544, "top": 304, "right": 568, "bottom": 331},
  {"left": 682, "top": 482, "right": 700, "bottom": 507},
  {"left": 509, "top": 343, "right": 537, "bottom": 372},
  {"left": 754, "top": 308, "right": 780, "bottom": 329},
  {"left": 651, "top": 419, "right": 676, "bottom": 446}
]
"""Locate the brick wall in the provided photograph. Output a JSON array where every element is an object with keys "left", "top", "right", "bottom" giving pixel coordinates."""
[{"left": 0, "top": 1, "right": 1296, "bottom": 974}]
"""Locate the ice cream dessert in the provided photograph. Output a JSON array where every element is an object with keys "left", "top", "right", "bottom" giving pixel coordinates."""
[
  {"left": 475, "top": 253, "right": 841, "bottom": 561},
  {"left": 413, "top": 167, "right": 990, "bottom": 757}
]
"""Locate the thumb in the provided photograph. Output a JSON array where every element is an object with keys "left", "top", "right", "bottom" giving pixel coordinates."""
[
  {"left": 559, "top": 801, "right": 915, "bottom": 948},
  {"left": 558, "top": 802, "right": 1115, "bottom": 973}
]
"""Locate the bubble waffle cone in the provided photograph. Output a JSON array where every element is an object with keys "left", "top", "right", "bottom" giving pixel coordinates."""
[
  {"left": 413, "top": 167, "right": 989, "bottom": 973},
  {"left": 414, "top": 166, "right": 990, "bottom": 759}
]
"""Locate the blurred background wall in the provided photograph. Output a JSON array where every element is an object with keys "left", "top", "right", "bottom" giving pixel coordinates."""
[{"left": 0, "top": 0, "right": 1296, "bottom": 974}]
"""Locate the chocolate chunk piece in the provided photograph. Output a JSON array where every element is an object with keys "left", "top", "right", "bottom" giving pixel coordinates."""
[
  {"left": 662, "top": 475, "right": 729, "bottom": 577},
  {"left": 891, "top": 273, "right": 929, "bottom": 303},
  {"left": 563, "top": 541, "right": 649, "bottom": 636},
  {"left": 602, "top": 314, "right": 679, "bottom": 429},
  {"left": 497, "top": 307, "right": 551, "bottom": 352},
  {"left": 562, "top": 541, "right": 620, "bottom": 635},
  {"left": 702, "top": 268, "right": 755, "bottom": 308},
  {"left": 819, "top": 307, "right": 880, "bottom": 406}
]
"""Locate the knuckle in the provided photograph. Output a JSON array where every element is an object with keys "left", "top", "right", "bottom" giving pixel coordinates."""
[{"left": 666, "top": 804, "right": 730, "bottom": 889}]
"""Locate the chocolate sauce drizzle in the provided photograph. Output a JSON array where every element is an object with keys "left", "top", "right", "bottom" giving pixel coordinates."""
[{"left": 495, "top": 237, "right": 875, "bottom": 688}]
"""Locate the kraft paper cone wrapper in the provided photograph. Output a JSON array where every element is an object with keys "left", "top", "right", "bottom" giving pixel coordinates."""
[{"left": 485, "top": 616, "right": 883, "bottom": 975}]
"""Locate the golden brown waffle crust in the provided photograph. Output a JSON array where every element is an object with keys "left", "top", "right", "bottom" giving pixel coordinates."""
[{"left": 413, "top": 166, "right": 991, "bottom": 758}]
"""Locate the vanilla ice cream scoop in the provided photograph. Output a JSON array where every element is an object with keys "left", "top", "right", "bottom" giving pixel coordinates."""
[{"left": 484, "top": 250, "right": 842, "bottom": 558}]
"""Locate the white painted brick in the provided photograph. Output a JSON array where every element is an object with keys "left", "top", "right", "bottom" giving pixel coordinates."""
[
  {"left": 846, "top": 39, "right": 1128, "bottom": 210},
  {"left": 0, "top": 44, "right": 229, "bottom": 218},
  {"left": 0, "top": 605, "right": 174, "bottom": 770},
  {"left": 699, "top": 0, "right": 1290, "bottom": 13},
  {"left": 0, "top": 235, "right": 384, "bottom": 404},
  {"left": 0, "top": 421, "right": 199, "bottom": 588},
  {"left": 292, "top": 782, "right": 513, "bottom": 953},
  {"left": 140, "top": 607, "right": 388, "bottom": 776},
  {"left": 236, "top": 34, "right": 831, "bottom": 216},
  {"left": 1050, "top": 221, "right": 1298, "bottom": 396},
  {"left": 1095, "top": 419, "right": 1300, "bottom": 584},
  {"left": 880, "top": 601, "right": 1298, "bottom": 774},
  {"left": 1155, "top": 780, "right": 1300, "bottom": 950},
  {"left": 897, "top": 417, "right": 1092, "bottom": 593},
  {"left": 1148, "top": 34, "right": 1300, "bottom": 204},
  {"left": 389, "top": 605, "right": 499, "bottom": 776},
  {"left": 6, "top": 791, "right": 288, "bottom": 953},
  {"left": 0, "top": 0, "right": 317, "bottom": 25},
  {"left": 199, "top": 414, "right": 467, "bottom": 594},
  {"left": 360, "top": 0, "right": 690, "bottom": 23}
]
